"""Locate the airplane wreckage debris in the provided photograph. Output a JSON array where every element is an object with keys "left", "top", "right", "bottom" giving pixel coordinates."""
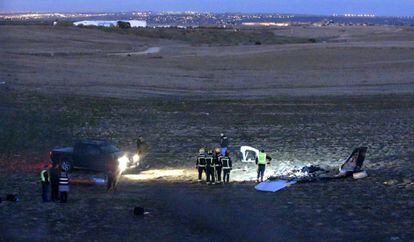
[{"left": 246, "top": 146, "right": 369, "bottom": 192}]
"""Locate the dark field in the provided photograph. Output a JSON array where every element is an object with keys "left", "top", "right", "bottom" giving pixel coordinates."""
[{"left": 1, "top": 89, "right": 413, "bottom": 241}]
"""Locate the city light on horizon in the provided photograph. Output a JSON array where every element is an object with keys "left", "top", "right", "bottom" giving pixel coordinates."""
[{"left": 1, "top": 0, "right": 414, "bottom": 17}]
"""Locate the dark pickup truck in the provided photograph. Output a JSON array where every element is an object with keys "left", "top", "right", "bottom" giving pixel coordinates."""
[{"left": 50, "top": 139, "right": 138, "bottom": 172}]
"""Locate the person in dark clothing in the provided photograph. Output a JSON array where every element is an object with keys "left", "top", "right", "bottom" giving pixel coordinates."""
[
  {"left": 59, "top": 169, "right": 70, "bottom": 203},
  {"left": 136, "top": 136, "right": 149, "bottom": 157},
  {"left": 221, "top": 150, "right": 233, "bottom": 183},
  {"left": 106, "top": 158, "right": 118, "bottom": 192},
  {"left": 255, "top": 149, "right": 272, "bottom": 182},
  {"left": 196, "top": 148, "right": 207, "bottom": 182},
  {"left": 49, "top": 164, "right": 60, "bottom": 201},
  {"left": 220, "top": 133, "right": 229, "bottom": 156},
  {"left": 205, "top": 150, "right": 215, "bottom": 185},
  {"left": 136, "top": 136, "right": 149, "bottom": 168},
  {"left": 107, "top": 173, "right": 114, "bottom": 191},
  {"left": 214, "top": 148, "right": 223, "bottom": 183},
  {"left": 40, "top": 164, "right": 50, "bottom": 202}
]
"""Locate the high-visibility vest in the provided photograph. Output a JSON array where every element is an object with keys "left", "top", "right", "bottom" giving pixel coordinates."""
[
  {"left": 197, "top": 155, "right": 206, "bottom": 167},
  {"left": 40, "top": 169, "right": 48, "bottom": 182},
  {"left": 221, "top": 157, "right": 231, "bottom": 169},
  {"left": 59, "top": 173, "right": 69, "bottom": 186},
  {"left": 258, "top": 152, "right": 267, "bottom": 165},
  {"left": 214, "top": 156, "right": 223, "bottom": 167},
  {"left": 205, "top": 156, "right": 214, "bottom": 167}
]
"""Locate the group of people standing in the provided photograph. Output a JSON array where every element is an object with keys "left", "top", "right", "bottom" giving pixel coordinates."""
[
  {"left": 196, "top": 133, "right": 233, "bottom": 184},
  {"left": 40, "top": 163, "right": 70, "bottom": 203},
  {"left": 196, "top": 133, "right": 273, "bottom": 183}
]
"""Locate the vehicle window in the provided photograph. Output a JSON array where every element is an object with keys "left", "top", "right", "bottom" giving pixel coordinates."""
[
  {"left": 100, "top": 144, "right": 119, "bottom": 153},
  {"left": 85, "top": 145, "right": 100, "bottom": 156}
]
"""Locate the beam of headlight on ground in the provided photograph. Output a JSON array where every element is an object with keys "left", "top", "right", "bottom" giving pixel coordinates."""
[
  {"left": 123, "top": 169, "right": 191, "bottom": 181},
  {"left": 123, "top": 156, "right": 344, "bottom": 182}
]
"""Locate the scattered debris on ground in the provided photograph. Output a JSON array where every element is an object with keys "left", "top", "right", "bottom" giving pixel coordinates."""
[{"left": 255, "top": 147, "right": 369, "bottom": 192}]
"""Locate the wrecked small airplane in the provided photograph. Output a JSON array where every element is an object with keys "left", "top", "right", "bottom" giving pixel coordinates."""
[
  {"left": 338, "top": 147, "right": 367, "bottom": 177},
  {"left": 254, "top": 147, "right": 369, "bottom": 192}
]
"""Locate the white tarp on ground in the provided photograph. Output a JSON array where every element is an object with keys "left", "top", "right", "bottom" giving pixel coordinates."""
[{"left": 255, "top": 180, "right": 297, "bottom": 192}]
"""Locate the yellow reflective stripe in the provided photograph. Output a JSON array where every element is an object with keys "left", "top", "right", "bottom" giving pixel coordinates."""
[{"left": 40, "top": 170, "right": 47, "bottom": 182}]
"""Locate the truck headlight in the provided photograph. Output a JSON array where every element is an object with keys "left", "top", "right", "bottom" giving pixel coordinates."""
[
  {"left": 133, "top": 154, "right": 140, "bottom": 163},
  {"left": 118, "top": 155, "right": 129, "bottom": 173}
]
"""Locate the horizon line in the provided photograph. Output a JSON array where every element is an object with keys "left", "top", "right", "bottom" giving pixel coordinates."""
[{"left": 0, "top": 10, "right": 413, "bottom": 18}]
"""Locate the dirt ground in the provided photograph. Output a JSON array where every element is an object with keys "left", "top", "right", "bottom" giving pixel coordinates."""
[
  {"left": 0, "top": 25, "right": 414, "bottom": 241},
  {"left": 1, "top": 25, "right": 414, "bottom": 99}
]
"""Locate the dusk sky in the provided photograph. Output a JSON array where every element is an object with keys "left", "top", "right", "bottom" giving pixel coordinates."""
[{"left": 1, "top": 0, "right": 413, "bottom": 16}]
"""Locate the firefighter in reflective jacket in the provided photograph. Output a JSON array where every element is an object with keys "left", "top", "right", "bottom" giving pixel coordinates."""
[
  {"left": 205, "top": 150, "right": 215, "bottom": 185},
  {"left": 221, "top": 150, "right": 232, "bottom": 183},
  {"left": 40, "top": 164, "right": 50, "bottom": 202},
  {"left": 255, "top": 149, "right": 272, "bottom": 182},
  {"left": 214, "top": 148, "right": 223, "bottom": 183},
  {"left": 196, "top": 148, "right": 207, "bottom": 182}
]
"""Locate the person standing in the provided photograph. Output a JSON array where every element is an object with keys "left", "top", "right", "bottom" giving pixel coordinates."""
[
  {"left": 205, "top": 150, "right": 215, "bottom": 185},
  {"left": 40, "top": 164, "right": 50, "bottom": 202},
  {"left": 255, "top": 149, "right": 272, "bottom": 182},
  {"left": 196, "top": 148, "right": 207, "bottom": 182},
  {"left": 106, "top": 157, "right": 118, "bottom": 192},
  {"left": 214, "top": 148, "right": 223, "bottom": 184},
  {"left": 220, "top": 133, "right": 229, "bottom": 156},
  {"left": 221, "top": 150, "right": 233, "bottom": 183},
  {"left": 59, "top": 169, "right": 70, "bottom": 203},
  {"left": 136, "top": 136, "right": 149, "bottom": 157},
  {"left": 49, "top": 163, "right": 60, "bottom": 201}
]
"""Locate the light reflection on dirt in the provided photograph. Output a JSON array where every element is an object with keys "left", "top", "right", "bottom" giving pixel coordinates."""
[{"left": 123, "top": 169, "right": 193, "bottom": 181}]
